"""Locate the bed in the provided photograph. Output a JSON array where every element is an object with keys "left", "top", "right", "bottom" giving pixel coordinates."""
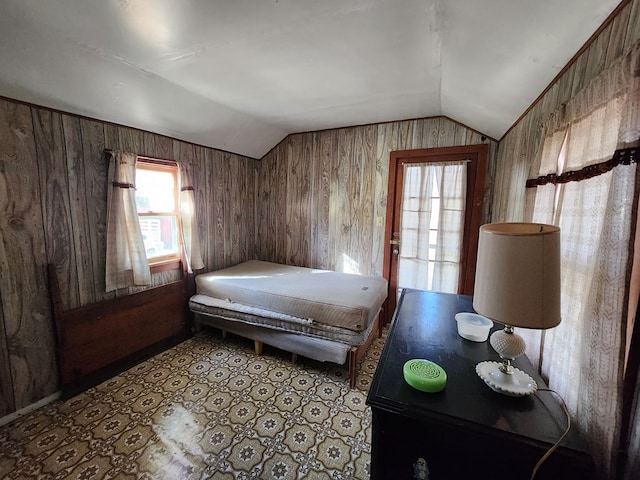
[{"left": 188, "top": 260, "right": 388, "bottom": 387}]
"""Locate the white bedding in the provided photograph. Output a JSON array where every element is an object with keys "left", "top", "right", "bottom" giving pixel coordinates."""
[{"left": 194, "top": 260, "right": 388, "bottom": 332}]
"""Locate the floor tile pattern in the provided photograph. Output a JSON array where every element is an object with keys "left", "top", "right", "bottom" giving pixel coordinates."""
[{"left": 0, "top": 328, "right": 385, "bottom": 479}]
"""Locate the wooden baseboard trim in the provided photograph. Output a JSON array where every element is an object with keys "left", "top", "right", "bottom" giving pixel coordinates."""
[{"left": 0, "top": 392, "right": 61, "bottom": 427}]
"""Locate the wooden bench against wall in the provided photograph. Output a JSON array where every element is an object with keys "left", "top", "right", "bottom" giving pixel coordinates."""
[{"left": 48, "top": 264, "right": 191, "bottom": 399}]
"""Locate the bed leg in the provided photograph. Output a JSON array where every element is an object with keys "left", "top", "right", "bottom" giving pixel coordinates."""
[
  {"left": 193, "top": 314, "right": 202, "bottom": 333},
  {"left": 254, "top": 340, "right": 263, "bottom": 355},
  {"left": 348, "top": 347, "right": 358, "bottom": 388},
  {"left": 221, "top": 330, "right": 227, "bottom": 339},
  {"left": 291, "top": 353, "right": 298, "bottom": 363}
]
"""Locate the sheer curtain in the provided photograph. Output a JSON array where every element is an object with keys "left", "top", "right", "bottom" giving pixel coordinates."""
[
  {"left": 105, "top": 151, "right": 151, "bottom": 291},
  {"left": 179, "top": 166, "right": 204, "bottom": 274},
  {"left": 525, "top": 41, "right": 640, "bottom": 478},
  {"left": 432, "top": 163, "right": 467, "bottom": 291},
  {"left": 398, "top": 161, "right": 466, "bottom": 293}
]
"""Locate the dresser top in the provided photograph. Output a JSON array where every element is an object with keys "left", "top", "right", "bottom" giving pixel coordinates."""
[{"left": 366, "top": 289, "right": 589, "bottom": 453}]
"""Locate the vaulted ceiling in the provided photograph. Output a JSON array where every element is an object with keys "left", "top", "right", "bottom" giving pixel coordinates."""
[{"left": 0, "top": 0, "right": 621, "bottom": 158}]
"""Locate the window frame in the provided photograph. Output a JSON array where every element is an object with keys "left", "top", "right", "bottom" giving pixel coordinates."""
[{"left": 136, "top": 157, "right": 183, "bottom": 273}]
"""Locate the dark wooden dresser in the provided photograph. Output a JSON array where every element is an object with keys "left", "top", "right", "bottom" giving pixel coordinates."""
[{"left": 366, "top": 289, "right": 594, "bottom": 480}]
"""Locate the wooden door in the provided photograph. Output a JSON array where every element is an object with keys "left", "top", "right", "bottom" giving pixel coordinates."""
[{"left": 382, "top": 145, "right": 487, "bottom": 322}]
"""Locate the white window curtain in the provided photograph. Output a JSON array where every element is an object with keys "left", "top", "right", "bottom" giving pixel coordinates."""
[
  {"left": 179, "top": 166, "right": 204, "bottom": 274},
  {"left": 105, "top": 151, "right": 151, "bottom": 291},
  {"left": 525, "top": 41, "right": 639, "bottom": 479},
  {"left": 398, "top": 161, "right": 466, "bottom": 293},
  {"left": 432, "top": 163, "right": 467, "bottom": 291}
]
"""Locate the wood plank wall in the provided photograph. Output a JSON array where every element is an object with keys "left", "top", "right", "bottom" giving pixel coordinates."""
[
  {"left": 0, "top": 100, "right": 257, "bottom": 417},
  {"left": 257, "top": 118, "right": 498, "bottom": 277},
  {"left": 5, "top": 0, "right": 633, "bottom": 419},
  {"left": 492, "top": 0, "right": 640, "bottom": 222}
]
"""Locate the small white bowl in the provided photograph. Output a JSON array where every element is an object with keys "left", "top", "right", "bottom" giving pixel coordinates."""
[{"left": 455, "top": 312, "right": 493, "bottom": 342}]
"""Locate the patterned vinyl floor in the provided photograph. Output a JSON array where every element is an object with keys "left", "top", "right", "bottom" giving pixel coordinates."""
[{"left": 0, "top": 327, "right": 386, "bottom": 479}]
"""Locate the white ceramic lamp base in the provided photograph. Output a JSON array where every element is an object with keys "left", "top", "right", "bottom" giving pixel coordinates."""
[{"left": 476, "top": 361, "right": 538, "bottom": 396}]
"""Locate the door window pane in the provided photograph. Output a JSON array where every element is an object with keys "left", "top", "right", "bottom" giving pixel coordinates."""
[{"left": 397, "top": 162, "right": 467, "bottom": 293}]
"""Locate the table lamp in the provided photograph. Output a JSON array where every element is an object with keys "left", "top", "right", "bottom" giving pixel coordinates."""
[{"left": 473, "top": 223, "right": 561, "bottom": 396}]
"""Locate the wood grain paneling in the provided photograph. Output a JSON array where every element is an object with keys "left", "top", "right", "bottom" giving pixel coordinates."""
[
  {"left": 285, "top": 135, "right": 309, "bottom": 266},
  {"left": 0, "top": 101, "right": 57, "bottom": 411},
  {"left": 0, "top": 288, "right": 11, "bottom": 416},
  {"left": 257, "top": 117, "right": 497, "bottom": 277},
  {"left": 312, "top": 131, "right": 334, "bottom": 269},
  {"left": 142, "top": 131, "right": 173, "bottom": 160},
  {"left": 2, "top": 0, "right": 633, "bottom": 419},
  {"left": 211, "top": 150, "right": 227, "bottom": 270},
  {"left": 32, "top": 110, "right": 79, "bottom": 309},
  {"left": 0, "top": 98, "right": 258, "bottom": 417},
  {"left": 79, "top": 118, "right": 109, "bottom": 302},
  {"left": 62, "top": 115, "right": 95, "bottom": 307}
]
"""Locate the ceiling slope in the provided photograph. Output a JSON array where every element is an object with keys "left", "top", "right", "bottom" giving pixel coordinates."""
[{"left": 0, "top": 0, "right": 621, "bottom": 158}]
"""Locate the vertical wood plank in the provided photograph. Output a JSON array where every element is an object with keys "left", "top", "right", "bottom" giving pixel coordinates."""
[
  {"left": 275, "top": 144, "right": 288, "bottom": 265},
  {"left": 32, "top": 109, "right": 79, "bottom": 310},
  {"left": 211, "top": 150, "right": 226, "bottom": 270},
  {"left": 103, "top": 123, "right": 119, "bottom": 150},
  {"left": 118, "top": 126, "right": 143, "bottom": 154},
  {"left": 0, "top": 101, "right": 57, "bottom": 410},
  {"left": 248, "top": 159, "right": 259, "bottom": 260},
  {"left": 372, "top": 123, "right": 397, "bottom": 276},
  {"left": 397, "top": 120, "right": 414, "bottom": 151},
  {"left": 143, "top": 132, "right": 173, "bottom": 160},
  {"left": 0, "top": 101, "right": 15, "bottom": 416},
  {"left": 359, "top": 125, "right": 377, "bottom": 275},
  {"left": 61, "top": 114, "right": 95, "bottom": 307},
  {"left": 349, "top": 128, "right": 365, "bottom": 272},
  {"left": 0, "top": 286, "right": 12, "bottom": 416},
  {"left": 453, "top": 122, "right": 469, "bottom": 146},
  {"left": 202, "top": 149, "right": 214, "bottom": 270},
  {"left": 333, "top": 128, "right": 355, "bottom": 271},
  {"left": 225, "top": 153, "right": 240, "bottom": 265},
  {"left": 482, "top": 140, "right": 499, "bottom": 223},
  {"left": 237, "top": 156, "right": 250, "bottom": 263},
  {"left": 286, "top": 135, "right": 309, "bottom": 266},
  {"left": 79, "top": 118, "right": 110, "bottom": 302},
  {"left": 437, "top": 117, "right": 457, "bottom": 146},
  {"left": 424, "top": 117, "right": 441, "bottom": 148},
  {"left": 313, "top": 131, "right": 334, "bottom": 269},
  {"left": 255, "top": 151, "right": 273, "bottom": 262},
  {"left": 308, "top": 132, "right": 320, "bottom": 268}
]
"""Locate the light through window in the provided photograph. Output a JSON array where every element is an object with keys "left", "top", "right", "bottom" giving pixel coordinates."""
[{"left": 135, "top": 159, "right": 181, "bottom": 263}]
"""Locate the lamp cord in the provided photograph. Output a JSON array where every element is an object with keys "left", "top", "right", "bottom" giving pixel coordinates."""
[{"left": 530, "top": 388, "right": 571, "bottom": 480}]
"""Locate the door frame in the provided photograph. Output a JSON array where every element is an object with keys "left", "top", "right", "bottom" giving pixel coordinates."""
[{"left": 382, "top": 144, "right": 488, "bottom": 322}]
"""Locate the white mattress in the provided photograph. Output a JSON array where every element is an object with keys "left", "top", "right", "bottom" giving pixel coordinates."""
[{"left": 194, "top": 260, "right": 388, "bottom": 332}]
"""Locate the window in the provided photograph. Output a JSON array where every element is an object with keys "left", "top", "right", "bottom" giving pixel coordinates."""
[
  {"left": 398, "top": 161, "right": 467, "bottom": 293},
  {"left": 135, "top": 158, "right": 182, "bottom": 265}
]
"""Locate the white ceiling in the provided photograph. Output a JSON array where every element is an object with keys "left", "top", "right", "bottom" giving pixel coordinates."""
[{"left": 0, "top": 0, "right": 621, "bottom": 158}]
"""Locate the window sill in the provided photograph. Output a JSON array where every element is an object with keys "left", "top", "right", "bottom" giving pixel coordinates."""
[{"left": 149, "top": 258, "right": 182, "bottom": 275}]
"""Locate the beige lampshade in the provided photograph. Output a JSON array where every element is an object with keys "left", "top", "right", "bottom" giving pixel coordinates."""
[{"left": 473, "top": 223, "right": 561, "bottom": 329}]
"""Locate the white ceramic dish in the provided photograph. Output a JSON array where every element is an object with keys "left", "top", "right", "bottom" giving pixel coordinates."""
[{"left": 455, "top": 312, "right": 493, "bottom": 342}]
